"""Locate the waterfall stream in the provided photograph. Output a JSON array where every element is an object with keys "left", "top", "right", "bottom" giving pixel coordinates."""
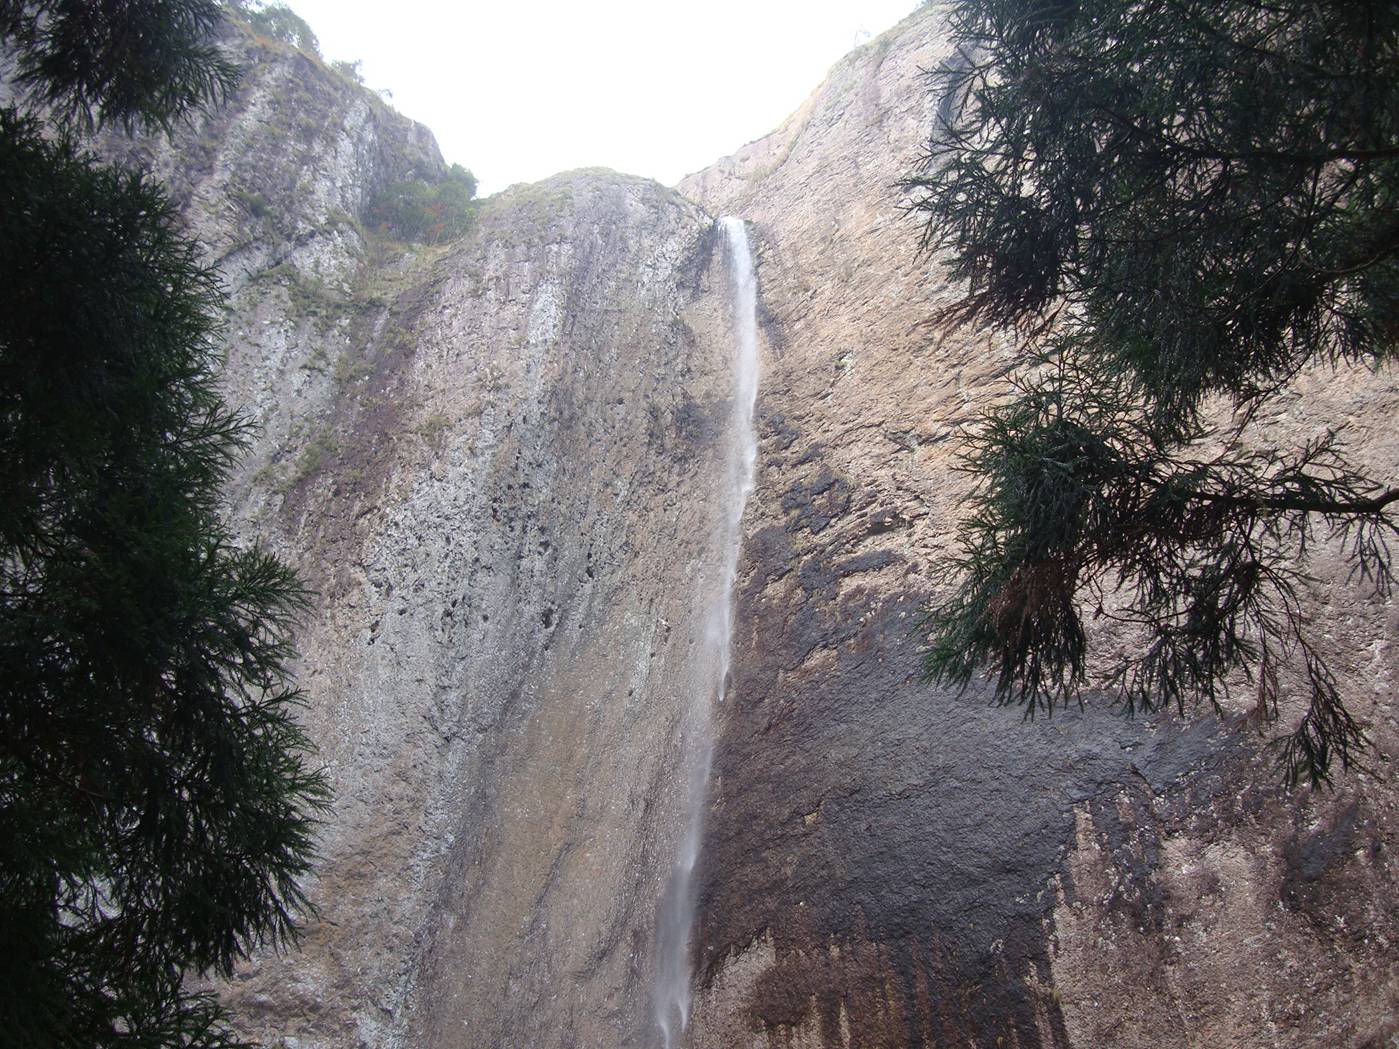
[{"left": 652, "top": 217, "right": 760, "bottom": 1048}]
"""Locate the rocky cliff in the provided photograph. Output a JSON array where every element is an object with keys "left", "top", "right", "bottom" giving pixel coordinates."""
[
  {"left": 679, "top": 8, "right": 1399, "bottom": 1049},
  {"left": 118, "top": 23, "right": 743, "bottom": 1049},
  {"left": 123, "top": 6, "right": 1399, "bottom": 1048}
]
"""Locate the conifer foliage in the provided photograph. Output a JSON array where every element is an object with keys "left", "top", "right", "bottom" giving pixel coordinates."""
[
  {"left": 903, "top": 0, "right": 1399, "bottom": 786},
  {"left": 0, "top": 3, "right": 328, "bottom": 1045}
]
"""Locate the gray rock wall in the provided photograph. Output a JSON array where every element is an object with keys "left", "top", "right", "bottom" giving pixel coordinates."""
[
  {"left": 113, "top": 27, "right": 746, "bottom": 1048},
  {"left": 220, "top": 170, "right": 739, "bottom": 1049}
]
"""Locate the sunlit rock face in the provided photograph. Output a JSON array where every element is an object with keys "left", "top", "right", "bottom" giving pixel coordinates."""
[
  {"left": 680, "top": 6, "right": 1399, "bottom": 1049},
  {"left": 131, "top": 7, "right": 1399, "bottom": 1049}
]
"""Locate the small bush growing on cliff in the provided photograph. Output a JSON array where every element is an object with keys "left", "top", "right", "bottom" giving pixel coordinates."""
[
  {"left": 232, "top": 184, "right": 272, "bottom": 218},
  {"left": 903, "top": 0, "right": 1399, "bottom": 786},
  {"left": 332, "top": 58, "right": 365, "bottom": 84},
  {"left": 366, "top": 163, "right": 479, "bottom": 243},
  {"left": 228, "top": 0, "right": 321, "bottom": 55}
]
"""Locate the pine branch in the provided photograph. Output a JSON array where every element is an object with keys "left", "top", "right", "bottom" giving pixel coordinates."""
[{"left": 1185, "top": 485, "right": 1399, "bottom": 517}]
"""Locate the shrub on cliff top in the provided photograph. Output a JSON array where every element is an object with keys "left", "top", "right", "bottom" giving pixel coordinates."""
[
  {"left": 367, "top": 163, "right": 479, "bottom": 243},
  {"left": 225, "top": 0, "right": 320, "bottom": 55}
]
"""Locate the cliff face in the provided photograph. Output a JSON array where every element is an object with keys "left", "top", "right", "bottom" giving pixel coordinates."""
[
  {"left": 219, "top": 170, "right": 741, "bottom": 1049},
  {"left": 126, "top": 26, "right": 743, "bottom": 1049},
  {"left": 114, "top": 7, "right": 1399, "bottom": 1049},
  {"left": 680, "top": 7, "right": 1399, "bottom": 1049}
]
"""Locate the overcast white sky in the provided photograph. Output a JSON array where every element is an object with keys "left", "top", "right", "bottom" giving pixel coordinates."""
[{"left": 284, "top": 1, "right": 923, "bottom": 195}]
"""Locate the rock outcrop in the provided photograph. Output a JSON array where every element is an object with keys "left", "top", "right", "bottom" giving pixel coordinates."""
[
  {"left": 218, "top": 169, "right": 741, "bottom": 1049},
  {"left": 98, "top": 5, "right": 1399, "bottom": 1048}
]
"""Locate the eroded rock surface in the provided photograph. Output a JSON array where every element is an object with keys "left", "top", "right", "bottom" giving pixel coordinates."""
[{"left": 221, "top": 170, "right": 739, "bottom": 1049}]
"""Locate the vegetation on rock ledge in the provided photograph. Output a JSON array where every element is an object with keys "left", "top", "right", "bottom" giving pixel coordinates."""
[
  {"left": 225, "top": 0, "right": 320, "bottom": 55},
  {"left": 367, "top": 163, "right": 480, "bottom": 243}
]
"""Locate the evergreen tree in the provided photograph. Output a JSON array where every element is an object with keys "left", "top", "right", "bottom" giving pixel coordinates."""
[
  {"left": 0, "top": 2, "right": 328, "bottom": 1045},
  {"left": 902, "top": 0, "right": 1399, "bottom": 786}
]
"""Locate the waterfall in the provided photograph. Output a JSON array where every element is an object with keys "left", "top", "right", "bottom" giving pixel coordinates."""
[{"left": 652, "top": 217, "right": 760, "bottom": 1049}]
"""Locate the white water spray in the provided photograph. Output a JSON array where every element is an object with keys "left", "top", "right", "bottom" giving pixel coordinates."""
[{"left": 652, "top": 217, "right": 760, "bottom": 1049}]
